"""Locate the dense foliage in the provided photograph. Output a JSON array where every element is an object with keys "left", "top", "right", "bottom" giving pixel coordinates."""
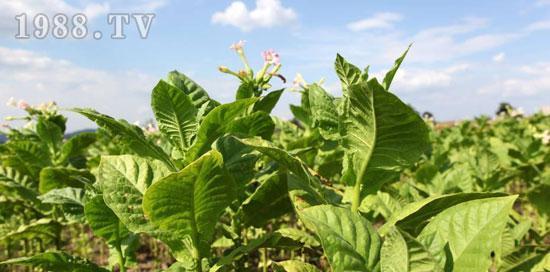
[{"left": 0, "top": 43, "right": 548, "bottom": 271}]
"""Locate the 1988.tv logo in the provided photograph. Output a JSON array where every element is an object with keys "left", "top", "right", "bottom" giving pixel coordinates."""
[{"left": 14, "top": 13, "right": 155, "bottom": 40}]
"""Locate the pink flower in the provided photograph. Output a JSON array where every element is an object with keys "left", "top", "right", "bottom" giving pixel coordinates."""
[
  {"left": 230, "top": 40, "right": 246, "bottom": 51},
  {"left": 262, "top": 49, "right": 280, "bottom": 65},
  {"left": 17, "top": 100, "right": 30, "bottom": 110}
]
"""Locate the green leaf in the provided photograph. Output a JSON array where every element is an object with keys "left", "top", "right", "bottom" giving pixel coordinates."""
[
  {"left": 237, "top": 171, "right": 293, "bottom": 227},
  {"left": 343, "top": 79, "right": 430, "bottom": 195},
  {"left": 97, "top": 155, "right": 172, "bottom": 233},
  {"left": 236, "top": 80, "right": 258, "bottom": 99},
  {"left": 185, "top": 98, "right": 257, "bottom": 163},
  {"left": 36, "top": 116, "right": 63, "bottom": 154},
  {"left": 151, "top": 80, "right": 198, "bottom": 152},
  {"left": 417, "top": 195, "right": 517, "bottom": 271},
  {"left": 254, "top": 89, "right": 284, "bottom": 113},
  {"left": 381, "top": 227, "right": 440, "bottom": 272},
  {"left": 38, "top": 187, "right": 84, "bottom": 206},
  {"left": 299, "top": 205, "right": 380, "bottom": 272},
  {"left": 274, "top": 260, "right": 321, "bottom": 272},
  {"left": 143, "top": 150, "right": 235, "bottom": 258},
  {"left": 308, "top": 84, "right": 340, "bottom": 140},
  {"left": 379, "top": 192, "right": 506, "bottom": 236},
  {"left": 227, "top": 111, "right": 275, "bottom": 140},
  {"left": 274, "top": 228, "right": 320, "bottom": 249},
  {"left": 335, "top": 54, "right": 362, "bottom": 88},
  {"left": 2, "top": 218, "right": 61, "bottom": 243},
  {"left": 0, "top": 251, "right": 108, "bottom": 272},
  {"left": 73, "top": 108, "right": 176, "bottom": 170},
  {"left": 84, "top": 195, "right": 129, "bottom": 244},
  {"left": 215, "top": 136, "right": 258, "bottom": 185},
  {"left": 58, "top": 132, "right": 96, "bottom": 164},
  {"left": 39, "top": 167, "right": 94, "bottom": 194},
  {"left": 382, "top": 44, "right": 411, "bottom": 91},
  {"left": 167, "top": 70, "right": 220, "bottom": 113}
]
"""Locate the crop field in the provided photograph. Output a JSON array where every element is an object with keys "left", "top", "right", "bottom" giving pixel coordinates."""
[{"left": 0, "top": 45, "right": 548, "bottom": 272}]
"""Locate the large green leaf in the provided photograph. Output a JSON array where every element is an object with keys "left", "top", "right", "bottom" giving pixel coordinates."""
[
  {"left": 39, "top": 187, "right": 84, "bottom": 206},
  {"left": 167, "top": 70, "right": 220, "bottom": 113},
  {"left": 0, "top": 251, "right": 108, "bottom": 272},
  {"left": 97, "top": 155, "right": 172, "bottom": 233},
  {"left": 84, "top": 195, "right": 129, "bottom": 244},
  {"left": 343, "top": 79, "right": 430, "bottom": 195},
  {"left": 143, "top": 150, "right": 235, "bottom": 258},
  {"left": 185, "top": 98, "right": 257, "bottom": 163},
  {"left": 416, "top": 195, "right": 517, "bottom": 271},
  {"left": 151, "top": 80, "right": 198, "bottom": 152},
  {"left": 379, "top": 193, "right": 505, "bottom": 236},
  {"left": 381, "top": 228, "right": 440, "bottom": 272},
  {"left": 299, "top": 205, "right": 380, "bottom": 272},
  {"left": 214, "top": 136, "right": 258, "bottom": 185},
  {"left": 308, "top": 84, "right": 340, "bottom": 140},
  {"left": 72, "top": 108, "right": 176, "bottom": 170},
  {"left": 2, "top": 218, "right": 61, "bottom": 243}
]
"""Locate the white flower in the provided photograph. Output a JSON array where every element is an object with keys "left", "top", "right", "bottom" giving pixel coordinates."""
[
  {"left": 230, "top": 40, "right": 246, "bottom": 52},
  {"left": 534, "top": 130, "right": 550, "bottom": 145},
  {"left": 6, "top": 97, "right": 16, "bottom": 107},
  {"left": 509, "top": 107, "right": 524, "bottom": 117},
  {"left": 293, "top": 73, "right": 306, "bottom": 87}
]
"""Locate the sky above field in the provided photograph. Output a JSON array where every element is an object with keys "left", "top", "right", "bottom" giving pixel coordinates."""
[{"left": 1, "top": 0, "right": 550, "bottom": 131}]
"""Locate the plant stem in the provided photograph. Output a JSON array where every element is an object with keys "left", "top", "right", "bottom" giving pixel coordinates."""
[
  {"left": 351, "top": 180, "right": 362, "bottom": 212},
  {"left": 114, "top": 224, "right": 126, "bottom": 272},
  {"left": 262, "top": 248, "right": 268, "bottom": 272}
]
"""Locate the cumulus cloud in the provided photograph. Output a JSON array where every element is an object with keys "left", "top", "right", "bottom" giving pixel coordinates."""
[
  {"left": 389, "top": 64, "right": 470, "bottom": 91},
  {"left": 211, "top": 0, "right": 297, "bottom": 32},
  {"left": 347, "top": 12, "right": 403, "bottom": 32},
  {"left": 525, "top": 20, "right": 550, "bottom": 32},
  {"left": 493, "top": 52, "right": 505, "bottom": 62},
  {"left": 0, "top": 46, "right": 157, "bottom": 130},
  {"left": 479, "top": 62, "right": 550, "bottom": 97}
]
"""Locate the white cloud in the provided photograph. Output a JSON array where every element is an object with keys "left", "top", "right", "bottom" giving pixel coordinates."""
[
  {"left": 535, "top": 0, "right": 550, "bottom": 6},
  {"left": 493, "top": 52, "right": 505, "bottom": 62},
  {"left": 347, "top": 12, "right": 403, "bottom": 32},
  {"left": 211, "top": 0, "right": 297, "bottom": 32},
  {"left": 526, "top": 20, "right": 550, "bottom": 32},
  {"left": 479, "top": 62, "right": 550, "bottom": 97},
  {"left": 0, "top": 46, "right": 158, "bottom": 131},
  {"left": 390, "top": 64, "right": 470, "bottom": 91}
]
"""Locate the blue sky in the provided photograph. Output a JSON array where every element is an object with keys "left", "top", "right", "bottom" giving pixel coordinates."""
[{"left": 1, "top": 0, "right": 550, "bottom": 131}]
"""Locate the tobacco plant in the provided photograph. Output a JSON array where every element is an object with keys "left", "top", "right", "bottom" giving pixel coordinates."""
[{"left": 1, "top": 43, "right": 548, "bottom": 272}]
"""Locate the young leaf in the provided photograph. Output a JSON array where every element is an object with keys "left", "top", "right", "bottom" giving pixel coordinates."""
[
  {"left": 227, "top": 111, "right": 275, "bottom": 140},
  {"left": 343, "top": 79, "right": 429, "bottom": 199},
  {"left": 0, "top": 251, "right": 108, "bottom": 272},
  {"left": 308, "top": 84, "right": 340, "bottom": 140},
  {"left": 73, "top": 108, "right": 176, "bottom": 170},
  {"left": 143, "top": 150, "right": 235, "bottom": 258},
  {"left": 416, "top": 195, "right": 517, "bottom": 271},
  {"left": 335, "top": 54, "right": 362, "bottom": 88},
  {"left": 299, "top": 205, "right": 381, "bottom": 272},
  {"left": 185, "top": 98, "right": 257, "bottom": 163},
  {"left": 38, "top": 187, "right": 84, "bottom": 206},
  {"left": 382, "top": 44, "right": 411, "bottom": 91},
  {"left": 254, "top": 89, "right": 284, "bottom": 113},
  {"left": 151, "top": 80, "right": 198, "bottom": 152},
  {"left": 36, "top": 117, "right": 63, "bottom": 154},
  {"left": 167, "top": 70, "right": 220, "bottom": 113}
]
